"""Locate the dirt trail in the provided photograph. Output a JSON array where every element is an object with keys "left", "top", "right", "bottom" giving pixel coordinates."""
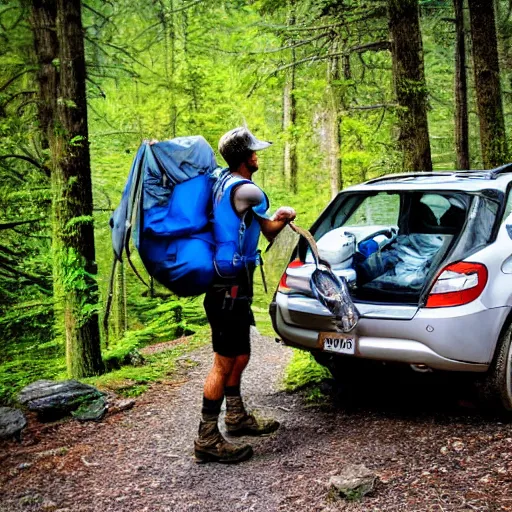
[{"left": 1, "top": 329, "right": 512, "bottom": 512}]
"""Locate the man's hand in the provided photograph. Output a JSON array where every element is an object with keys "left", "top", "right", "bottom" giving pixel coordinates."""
[
  {"left": 271, "top": 206, "right": 296, "bottom": 223},
  {"left": 258, "top": 206, "right": 297, "bottom": 241}
]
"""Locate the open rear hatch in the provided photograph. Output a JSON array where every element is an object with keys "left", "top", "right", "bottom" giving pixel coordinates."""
[{"left": 278, "top": 189, "right": 500, "bottom": 321}]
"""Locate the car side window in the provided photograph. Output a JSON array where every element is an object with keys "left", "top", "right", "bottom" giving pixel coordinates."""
[
  {"left": 504, "top": 188, "right": 512, "bottom": 219},
  {"left": 343, "top": 193, "right": 400, "bottom": 226}
]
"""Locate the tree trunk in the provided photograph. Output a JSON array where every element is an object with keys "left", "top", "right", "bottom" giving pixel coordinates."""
[
  {"left": 114, "top": 261, "right": 127, "bottom": 339},
  {"left": 157, "top": 0, "right": 177, "bottom": 137},
  {"left": 169, "top": 0, "right": 177, "bottom": 137},
  {"left": 29, "top": 0, "right": 59, "bottom": 151},
  {"left": 283, "top": 79, "right": 298, "bottom": 193},
  {"left": 454, "top": 0, "right": 470, "bottom": 170},
  {"left": 51, "top": 0, "right": 103, "bottom": 377},
  {"left": 388, "top": 0, "right": 432, "bottom": 172},
  {"left": 468, "top": 0, "right": 507, "bottom": 168},
  {"left": 283, "top": 0, "right": 298, "bottom": 194},
  {"left": 326, "top": 43, "right": 343, "bottom": 199}
]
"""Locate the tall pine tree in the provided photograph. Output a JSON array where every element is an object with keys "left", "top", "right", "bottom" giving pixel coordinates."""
[
  {"left": 388, "top": 0, "right": 433, "bottom": 172},
  {"left": 468, "top": 0, "right": 508, "bottom": 168},
  {"left": 30, "top": 0, "right": 103, "bottom": 377}
]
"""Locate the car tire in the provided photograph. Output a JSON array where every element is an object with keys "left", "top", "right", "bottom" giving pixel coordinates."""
[{"left": 476, "top": 321, "right": 512, "bottom": 414}]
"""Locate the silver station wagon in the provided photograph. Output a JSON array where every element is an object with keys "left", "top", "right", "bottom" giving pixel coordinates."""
[{"left": 270, "top": 165, "right": 512, "bottom": 412}]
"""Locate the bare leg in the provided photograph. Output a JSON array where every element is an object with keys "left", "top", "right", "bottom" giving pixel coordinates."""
[
  {"left": 203, "top": 353, "right": 236, "bottom": 400},
  {"left": 226, "top": 354, "right": 250, "bottom": 388}
]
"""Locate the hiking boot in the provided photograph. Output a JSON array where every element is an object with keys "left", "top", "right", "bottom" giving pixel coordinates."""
[
  {"left": 194, "top": 420, "right": 253, "bottom": 464},
  {"left": 225, "top": 396, "right": 280, "bottom": 437}
]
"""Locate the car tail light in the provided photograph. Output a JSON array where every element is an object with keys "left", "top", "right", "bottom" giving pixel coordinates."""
[
  {"left": 426, "top": 262, "right": 488, "bottom": 308},
  {"left": 278, "top": 259, "right": 304, "bottom": 294}
]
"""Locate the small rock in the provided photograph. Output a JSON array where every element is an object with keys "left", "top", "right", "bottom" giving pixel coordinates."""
[
  {"left": 479, "top": 474, "right": 491, "bottom": 484},
  {"left": 41, "top": 500, "right": 58, "bottom": 511},
  {"left": 328, "top": 464, "right": 376, "bottom": 501},
  {"left": 18, "top": 462, "right": 32, "bottom": 470},
  {"left": 440, "top": 446, "right": 448, "bottom": 455},
  {"left": 453, "top": 441, "right": 464, "bottom": 452},
  {"left": 36, "top": 447, "right": 69, "bottom": 458},
  {"left": 0, "top": 407, "right": 27, "bottom": 440},
  {"left": 109, "top": 398, "right": 135, "bottom": 415}
]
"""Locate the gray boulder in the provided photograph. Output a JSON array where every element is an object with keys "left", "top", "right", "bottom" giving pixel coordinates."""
[
  {"left": 328, "top": 464, "right": 376, "bottom": 501},
  {"left": 18, "top": 380, "right": 102, "bottom": 420},
  {"left": 0, "top": 407, "right": 27, "bottom": 441}
]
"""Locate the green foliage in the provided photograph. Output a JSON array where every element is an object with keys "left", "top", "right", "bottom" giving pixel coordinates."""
[
  {"left": 282, "top": 349, "right": 332, "bottom": 404},
  {"left": 419, "top": 0, "right": 449, "bottom": 6},
  {"left": 57, "top": 98, "right": 78, "bottom": 109},
  {"left": 1, "top": 0, "right": 512, "bottom": 402},
  {"left": 59, "top": 248, "right": 100, "bottom": 328},
  {"left": 64, "top": 215, "right": 94, "bottom": 231},
  {"left": 0, "top": 352, "right": 66, "bottom": 406},
  {"left": 0, "top": 300, "right": 54, "bottom": 345},
  {"left": 86, "top": 326, "right": 210, "bottom": 396},
  {"left": 283, "top": 349, "right": 331, "bottom": 392},
  {"left": 0, "top": 1, "right": 54, "bottom": 373}
]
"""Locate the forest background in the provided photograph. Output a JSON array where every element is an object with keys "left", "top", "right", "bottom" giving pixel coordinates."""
[{"left": 1, "top": 0, "right": 511, "bottom": 405}]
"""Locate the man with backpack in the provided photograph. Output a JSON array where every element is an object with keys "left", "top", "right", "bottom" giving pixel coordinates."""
[{"left": 194, "top": 127, "right": 296, "bottom": 464}]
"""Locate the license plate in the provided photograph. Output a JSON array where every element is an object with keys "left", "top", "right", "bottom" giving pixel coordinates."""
[{"left": 319, "top": 332, "right": 356, "bottom": 355}]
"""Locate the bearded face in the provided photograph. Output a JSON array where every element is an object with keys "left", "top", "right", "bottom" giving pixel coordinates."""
[{"left": 245, "top": 152, "right": 259, "bottom": 174}]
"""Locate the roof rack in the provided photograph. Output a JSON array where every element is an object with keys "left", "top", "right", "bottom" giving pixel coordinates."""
[
  {"left": 365, "top": 172, "right": 452, "bottom": 185},
  {"left": 365, "top": 164, "right": 512, "bottom": 184},
  {"left": 489, "top": 163, "right": 512, "bottom": 179}
]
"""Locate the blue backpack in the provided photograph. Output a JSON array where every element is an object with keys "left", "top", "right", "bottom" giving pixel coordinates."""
[{"left": 105, "top": 136, "right": 220, "bottom": 328}]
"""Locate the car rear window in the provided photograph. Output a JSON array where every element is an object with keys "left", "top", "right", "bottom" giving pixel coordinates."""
[
  {"left": 337, "top": 191, "right": 468, "bottom": 236},
  {"left": 344, "top": 193, "right": 400, "bottom": 226}
]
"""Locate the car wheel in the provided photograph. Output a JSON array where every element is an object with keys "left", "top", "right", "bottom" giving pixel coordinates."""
[{"left": 477, "top": 321, "right": 512, "bottom": 413}]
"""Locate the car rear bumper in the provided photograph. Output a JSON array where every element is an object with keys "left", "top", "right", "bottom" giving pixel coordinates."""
[{"left": 270, "top": 294, "right": 510, "bottom": 372}]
